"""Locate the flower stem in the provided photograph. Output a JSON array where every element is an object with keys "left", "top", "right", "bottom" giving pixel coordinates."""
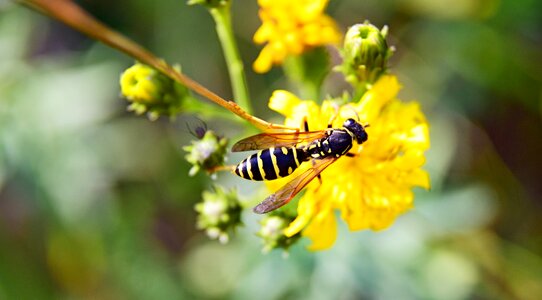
[
  {"left": 283, "top": 55, "right": 320, "bottom": 101},
  {"left": 283, "top": 46, "right": 331, "bottom": 102},
  {"left": 209, "top": 5, "right": 252, "bottom": 114}
]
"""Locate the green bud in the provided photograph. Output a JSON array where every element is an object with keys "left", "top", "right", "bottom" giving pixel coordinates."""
[
  {"left": 257, "top": 212, "right": 301, "bottom": 253},
  {"left": 195, "top": 186, "right": 243, "bottom": 243},
  {"left": 183, "top": 130, "right": 228, "bottom": 176},
  {"left": 120, "top": 62, "right": 190, "bottom": 120},
  {"left": 339, "top": 21, "right": 394, "bottom": 87}
]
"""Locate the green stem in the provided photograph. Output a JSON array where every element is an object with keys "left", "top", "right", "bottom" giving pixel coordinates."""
[
  {"left": 283, "top": 55, "right": 321, "bottom": 101},
  {"left": 182, "top": 96, "right": 244, "bottom": 124},
  {"left": 352, "top": 83, "right": 369, "bottom": 102},
  {"left": 209, "top": 5, "right": 252, "bottom": 114}
]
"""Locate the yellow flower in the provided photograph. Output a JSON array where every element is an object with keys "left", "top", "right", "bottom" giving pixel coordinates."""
[
  {"left": 253, "top": 0, "right": 342, "bottom": 73},
  {"left": 119, "top": 62, "right": 189, "bottom": 119},
  {"left": 120, "top": 63, "right": 164, "bottom": 103},
  {"left": 267, "top": 75, "right": 430, "bottom": 250}
]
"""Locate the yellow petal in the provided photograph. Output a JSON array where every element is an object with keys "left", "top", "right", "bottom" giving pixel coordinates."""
[
  {"left": 356, "top": 75, "right": 401, "bottom": 123},
  {"left": 253, "top": 47, "right": 274, "bottom": 73},
  {"left": 284, "top": 193, "right": 315, "bottom": 237},
  {"left": 407, "top": 169, "right": 431, "bottom": 189},
  {"left": 268, "top": 90, "right": 302, "bottom": 116},
  {"left": 366, "top": 211, "right": 398, "bottom": 231},
  {"left": 394, "top": 151, "right": 426, "bottom": 170},
  {"left": 298, "top": 0, "right": 327, "bottom": 22},
  {"left": 407, "top": 123, "right": 430, "bottom": 150},
  {"left": 303, "top": 208, "right": 337, "bottom": 251},
  {"left": 258, "top": 0, "right": 273, "bottom": 8},
  {"left": 253, "top": 23, "right": 273, "bottom": 44},
  {"left": 288, "top": 101, "right": 322, "bottom": 128},
  {"left": 343, "top": 204, "right": 366, "bottom": 231}
]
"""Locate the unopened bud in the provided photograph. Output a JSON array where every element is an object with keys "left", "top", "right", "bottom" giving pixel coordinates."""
[
  {"left": 257, "top": 212, "right": 301, "bottom": 253},
  {"left": 183, "top": 130, "right": 228, "bottom": 176},
  {"left": 195, "top": 186, "right": 243, "bottom": 243},
  {"left": 339, "top": 22, "right": 394, "bottom": 86}
]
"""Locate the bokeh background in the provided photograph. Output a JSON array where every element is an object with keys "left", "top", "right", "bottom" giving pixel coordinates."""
[{"left": 1, "top": 0, "right": 541, "bottom": 299}]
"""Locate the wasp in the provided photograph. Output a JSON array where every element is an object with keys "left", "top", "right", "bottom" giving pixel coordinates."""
[{"left": 232, "top": 118, "right": 369, "bottom": 214}]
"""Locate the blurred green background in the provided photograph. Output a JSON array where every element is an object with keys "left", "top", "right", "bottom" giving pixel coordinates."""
[{"left": 1, "top": 0, "right": 541, "bottom": 299}]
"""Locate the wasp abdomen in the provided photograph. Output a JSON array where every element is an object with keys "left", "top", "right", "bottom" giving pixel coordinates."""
[{"left": 234, "top": 147, "right": 307, "bottom": 181}]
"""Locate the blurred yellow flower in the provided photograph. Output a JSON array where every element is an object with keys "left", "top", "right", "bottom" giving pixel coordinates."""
[
  {"left": 119, "top": 62, "right": 189, "bottom": 119},
  {"left": 267, "top": 75, "right": 430, "bottom": 250},
  {"left": 120, "top": 63, "right": 163, "bottom": 103},
  {"left": 253, "top": 0, "right": 341, "bottom": 73}
]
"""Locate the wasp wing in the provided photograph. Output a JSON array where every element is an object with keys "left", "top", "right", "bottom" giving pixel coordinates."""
[
  {"left": 232, "top": 130, "right": 328, "bottom": 152},
  {"left": 253, "top": 156, "right": 338, "bottom": 214}
]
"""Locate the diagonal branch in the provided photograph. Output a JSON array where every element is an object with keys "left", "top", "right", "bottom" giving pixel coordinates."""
[{"left": 19, "top": 0, "right": 296, "bottom": 132}]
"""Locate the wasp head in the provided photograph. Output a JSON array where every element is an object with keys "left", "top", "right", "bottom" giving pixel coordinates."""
[{"left": 343, "top": 118, "right": 368, "bottom": 144}]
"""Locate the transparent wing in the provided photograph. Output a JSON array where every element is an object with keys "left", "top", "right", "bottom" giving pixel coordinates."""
[
  {"left": 253, "top": 156, "right": 338, "bottom": 214},
  {"left": 232, "top": 130, "right": 328, "bottom": 152}
]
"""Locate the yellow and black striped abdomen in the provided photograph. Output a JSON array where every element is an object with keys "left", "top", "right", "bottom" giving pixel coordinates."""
[{"left": 234, "top": 147, "right": 307, "bottom": 181}]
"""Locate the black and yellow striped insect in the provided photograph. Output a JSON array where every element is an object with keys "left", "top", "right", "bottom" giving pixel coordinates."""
[{"left": 232, "top": 118, "right": 369, "bottom": 214}]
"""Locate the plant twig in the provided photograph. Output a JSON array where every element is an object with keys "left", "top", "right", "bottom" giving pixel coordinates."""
[{"left": 19, "top": 0, "right": 295, "bottom": 132}]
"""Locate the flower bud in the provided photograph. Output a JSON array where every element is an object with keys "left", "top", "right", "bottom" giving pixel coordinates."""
[
  {"left": 339, "top": 22, "right": 394, "bottom": 86},
  {"left": 195, "top": 186, "right": 243, "bottom": 243},
  {"left": 183, "top": 130, "right": 228, "bottom": 176},
  {"left": 120, "top": 62, "right": 189, "bottom": 120},
  {"left": 257, "top": 212, "right": 301, "bottom": 253}
]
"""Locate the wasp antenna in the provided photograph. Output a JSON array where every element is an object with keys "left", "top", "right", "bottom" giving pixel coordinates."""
[
  {"left": 344, "top": 104, "right": 360, "bottom": 121},
  {"left": 327, "top": 114, "right": 337, "bottom": 128},
  {"left": 327, "top": 103, "right": 341, "bottom": 127}
]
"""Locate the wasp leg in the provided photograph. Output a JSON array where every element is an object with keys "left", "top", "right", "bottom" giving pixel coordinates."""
[
  {"left": 208, "top": 165, "right": 237, "bottom": 173},
  {"left": 314, "top": 173, "right": 323, "bottom": 192},
  {"left": 326, "top": 115, "right": 335, "bottom": 129},
  {"left": 311, "top": 159, "right": 323, "bottom": 185},
  {"left": 302, "top": 117, "right": 310, "bottom": 132},
  {"left": 327, "top": 116, "right": 335, "bottom": 128},
  {"left": 306, "top": 117, "right": 323, "bottom": 186},
  {"left": 346, "top": 153, "right": 356, "bottom": 157}
]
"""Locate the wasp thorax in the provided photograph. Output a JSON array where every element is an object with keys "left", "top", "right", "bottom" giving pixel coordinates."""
[{"left": 343, "top": 118, "right": 368, "bottom": 144}]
